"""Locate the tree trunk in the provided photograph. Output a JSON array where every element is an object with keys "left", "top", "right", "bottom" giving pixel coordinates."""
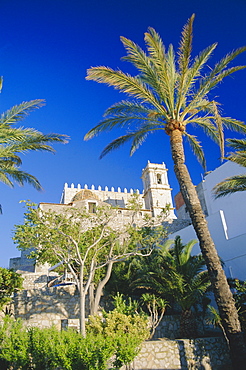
[
  {"left": 92, "top": 261, "right": 114, "bottom": 315},
  {"left": 79, "top": 268, "right": 86, "bottom": 337},
  {"left": 170, "top": 128, "right": 246, "bottom": 368},
  {"left": 89, "top": 282, "right": 95, "bottom": 315}
]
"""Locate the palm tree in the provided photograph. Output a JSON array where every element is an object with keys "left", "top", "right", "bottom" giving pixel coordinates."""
[
  {"left": 214, "top": 138, "right": 246, "bottom": 197},
  {"left": 0, "top": 78, "right": 67, "bottom": 189},
  {"left": 85, "top": 15, "right": 246, "bottom": 366},
  {"left": 156, "top": 237, "right": 210, "bottom": 338}
]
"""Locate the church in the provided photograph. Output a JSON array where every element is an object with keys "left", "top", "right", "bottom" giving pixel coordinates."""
[{"left": 10, "top": 161, "right": 177, "bottom": 273}]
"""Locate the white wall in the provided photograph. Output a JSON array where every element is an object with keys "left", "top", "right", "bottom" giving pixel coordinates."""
[
  {"left": 169, "top": 161, "right": 246, "bottom": 281},
  {"left": 202, "top": 161, "right": 246, "bottom": 239},
  {"left": 169, "top": 210, "right": 246, "bottom": 281}
]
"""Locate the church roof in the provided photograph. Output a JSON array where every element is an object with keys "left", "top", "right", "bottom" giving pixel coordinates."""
[{"left": 72, "top": 189, "right": 99, "bottom": 202}]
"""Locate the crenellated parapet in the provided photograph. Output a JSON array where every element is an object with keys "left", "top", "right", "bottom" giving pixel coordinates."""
[{"left": 61, "top": 182, "right": 143, "bottom": 208}]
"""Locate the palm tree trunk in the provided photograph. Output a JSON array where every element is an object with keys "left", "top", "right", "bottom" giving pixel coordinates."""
[
  {"left": 170, "top": 128, "right": 246, "bottom": 368},
  {"left": 180, "top": 309, "right": 197, "bottom": 339}
]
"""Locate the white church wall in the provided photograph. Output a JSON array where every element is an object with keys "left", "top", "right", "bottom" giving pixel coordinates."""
[
  {"left": 202, "top": 161, "right": 246, "bottom": 239},
  {"left": 169, "top": 210, "right": 246, "bottom": 281}
]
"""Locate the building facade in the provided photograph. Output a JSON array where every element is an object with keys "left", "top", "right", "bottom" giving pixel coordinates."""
[{"left": 170, "top": 160, "right": 246, "bottom": 281}]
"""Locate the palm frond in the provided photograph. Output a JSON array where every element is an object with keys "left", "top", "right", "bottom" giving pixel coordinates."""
[
  {"left": 165, "top": 44, "right": 176, "bottom": 114},
  {"left": 213, "top": 175, "right": 246, "bottom": 198},
  {"left": 180, "top": 239, "right": 197, "bottom": 265},
  {"left": 208, "top": 47, "right": 246, "bottom": 79},
  {"left": 222, "top": 118, "right": 246, "bottom": 134},
  {"left": 104, "top": 101, "right": 156, "bottom": 117},
  {"left": 176, "top": 43, "right": 217, "bottom": 116},
  {"left": 0, "top": 100, "right": 45, "bottom": 125},
  {"left": 144, "top": 28, "right": 176, "bottom": 113},
  {"left": 183, "top": 132, "right": 206, "bottom": 169},
  {"left": 178, "top": 14, "right": 195, "bottom": 75},
  {"left": 99, "top": 133, "right": 137, "bottom": 159},
  {"left": 0, "top": 166, "right": 42, "bottom": 190},
  {"left": 227, "top": 138, "right": 246, "bottom": 151},
  {"left": 86, "top": 67, "right": 167, "bottom": 116},
  {"left": 192, "top": 65, "right": 246, "bottom": 107},
  {"left": 100, "top": 122, "right": 162, "bottom": 158},
  {"left": 225, "top": 139, "right": 246, "bottom": 167},
  {"left": 228, "top": 153, "right": 246, "bottom": 167},
  {"left": 85, "top": 114, "right": 162, "bottom": 141},
  {"left": 120, "top": 36, "right": 167, "bottom": 105},
  {"left": 212, "top": 101, "right": 224, "bottom": 159},
  {"left": 185, "top": 117, "right": 218, "bottom": 144}
]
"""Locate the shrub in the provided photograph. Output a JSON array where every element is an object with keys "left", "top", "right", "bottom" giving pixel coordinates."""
[{"left": 87, "top": 298, "right": 149, "bottom": 369}]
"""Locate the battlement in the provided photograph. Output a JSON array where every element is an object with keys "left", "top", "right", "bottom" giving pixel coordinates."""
[{"left": 61, "top": 182, "right": 143, "bottom": 206}]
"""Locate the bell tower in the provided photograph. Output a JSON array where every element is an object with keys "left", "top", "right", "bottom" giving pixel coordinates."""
[{"left": 141, "top": 161, "right": 176, "bottom": 218}]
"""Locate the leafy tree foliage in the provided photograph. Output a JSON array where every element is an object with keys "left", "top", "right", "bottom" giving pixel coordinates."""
[
  {"left": 0, "top": 268, "right": 23, "bottom": 309},
  {"left": 13, "top": 200, "right": 168, "bottom": 336}
]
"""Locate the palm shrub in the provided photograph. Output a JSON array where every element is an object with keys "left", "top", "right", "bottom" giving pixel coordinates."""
[{"left": 123, "top": 237, "right": 211, "bottom": 338}]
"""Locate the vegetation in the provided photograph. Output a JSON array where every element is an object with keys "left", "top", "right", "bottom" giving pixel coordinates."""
[
  {"left": 13, "top": 200, "right": 168, "bottom": 336},
  {"left": 87, "top": 295, "right": 149, "bottom": 369},
  {"left": 84, "top": 14, "right": 246, "bottom": 366},
  {"left": 141, "top": 293, "right": 168, "bottom": 339},
  {"left": 0, "top": 78, "right": 67, "bottom": 189},
  {"left": 106, "top": 236, "right": 210, "bottom": 338},
  {"left": 229, "top": 278, "right": 246, "bottom": 333},
  {"left": 214, "top": 138, "right": 246, "bottom": 197},
  {"left": 0, "top": 268, "right": 23, "bottom": 310},
  {"left": 0, "top": 314, "right": 148, "bottom": 370}
]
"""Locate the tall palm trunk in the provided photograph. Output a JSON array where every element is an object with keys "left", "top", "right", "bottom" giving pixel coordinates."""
[{"left": 169, "top": 125, "right": 246, "bottom": 367}]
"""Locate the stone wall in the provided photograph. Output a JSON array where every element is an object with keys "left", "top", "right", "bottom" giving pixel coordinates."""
[
  {"left": 128, "top": 337, "right": 231, "bottom": 370},
  {"left": 13, "top": 285, "right": 81, "bottom": 329}
]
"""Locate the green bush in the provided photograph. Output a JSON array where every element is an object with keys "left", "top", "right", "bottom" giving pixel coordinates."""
[
  {"left": 0, "top": 314, "right": 148, "bottom": 370},
  {"left": 87, "top": 300, "right": 149, "bottom": 369},
  {"left": 0, "top": 316, "right": 29, "bottom": 369}
]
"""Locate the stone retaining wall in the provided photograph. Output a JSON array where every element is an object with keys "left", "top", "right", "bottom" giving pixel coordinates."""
[
  {"left": 128, "top": 337, "right": 231, "bottom": 370},
  {"left": 13, "top": 285, "right": 81, "bottom": 329}
]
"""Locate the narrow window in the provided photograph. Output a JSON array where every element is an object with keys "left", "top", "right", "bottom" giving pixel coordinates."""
[
  {"left": 88, "top": 202, "right": 97, "bottom": 213},
  {"left": 157, "top": 174, "right": 162, "bottom": 184}
]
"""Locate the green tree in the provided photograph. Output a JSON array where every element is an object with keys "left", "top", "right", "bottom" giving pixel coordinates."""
[
  {"left": 13, "top": 201, "right": 167, "bottom": 337},
  {"left": 0, "top": 268, "right": 23, "bottom": 310},
  {"left": 0, "top": 78, "right": 67, "bottom": 190},
  {"left": 214, "top": 138, "right": 246, "bottom": 197},
  {"left": 84, "top": 15, "right": 246, "bottom": 365}
]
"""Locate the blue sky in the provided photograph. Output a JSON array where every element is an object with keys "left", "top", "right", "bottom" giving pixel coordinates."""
[{"left": 1, "top": 0, "right": 246, "bottom": 267}]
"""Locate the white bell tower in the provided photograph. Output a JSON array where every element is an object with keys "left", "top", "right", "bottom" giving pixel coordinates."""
[{"left": 141, "top": 161, "right": 176, "bottom": 218}]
